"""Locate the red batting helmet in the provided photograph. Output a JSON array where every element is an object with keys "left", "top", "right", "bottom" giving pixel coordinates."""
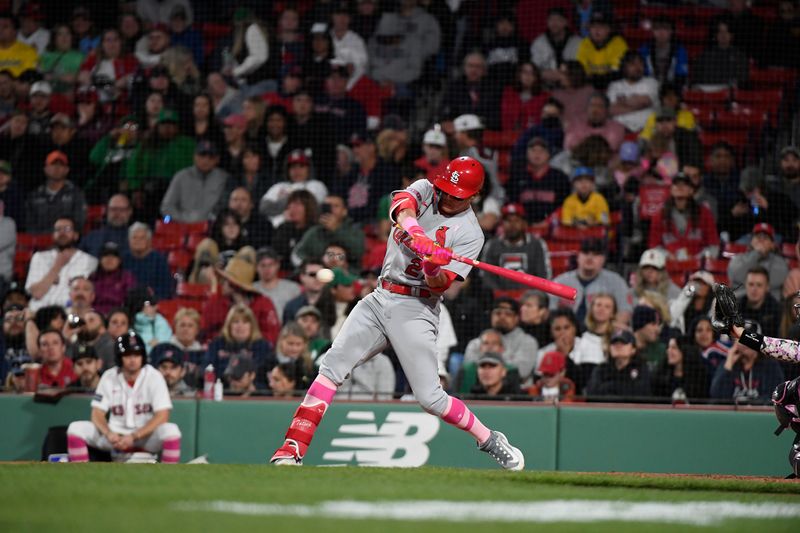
[{"left": 434, "top": 156, "right": 484, "bottom": 199}]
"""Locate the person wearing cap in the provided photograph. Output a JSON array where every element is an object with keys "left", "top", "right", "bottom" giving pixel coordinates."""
[
  {"left": 294, "top": 305, "right": 331, "bottom": 360},
  {"left": 367, "top": 12, "right": 424, "bottom": 97},
  {"left": 647, "top": 171, "right": 719, "bottom": 260},
  {"left": 24, "top": 151, "right": 89, "bottom": 235},
  {"left": 67, "top": 343, "right": 101, "bottom": 391},
  {"left": 692, "top": 19, "right": 749, "bottom": 88},
  {"left": 259, "top": 148, "right": 329, "bottom": 227},
  {"left": 469, "top": 352, "right": 522, "bottom": 398},
  {"left": 293, "top": 195, "right": 365, "bottom": 272},
  {"left": 37, "top": 329, "right": 79, "bottom": 388},
  {"left": 531, "top": 8, "right": 581, "bottom": 88},
  {"left": 226, "top": 353, "right": 261, "bottom": 397},
  {"left": 586, "top": 329, "right": 652, "bottom": 399},
  {"left": 134, "top": 23, "right": 171, "bottom": 68},
  {"left": 639, "top": 82, "right": 696, "bottom": 141},
  {"left": 551, "top": 237, "right": 633, "bottom": 325},
  {"left": 606, "top": 51, "right": 658, "bottom": 133},
  {"left": 564, "top": 92, "right": 625, "bottom": 152},
  {"left": 321, "top": 267, "right": 359, "bottom": 338},
  {"left": 631, "top": 305, "right": 665, "bottom": 370},
  {"left": 729, "top": 167, "right": 797, "bottom": 244},
  {"left": 575, "top": 11, "right": 628, "bottom": 89},
  {"left": 507, "top": 133, "right": 570, "bottom": 224},
  {"left": 670, "top": 270, "right": 716, "bottom": 334},
  {"left": 316, "top": 63, "right": 367, "bottom": 146},
  {"left": 331, "top": 2, "right": 368, "bottom": 84},
  {"left": 634, "top": 248, "right": 681, "bottom": 301},
  {"left": 728, "top": 223, "right": 789, "bottom": 302},
  {"left": 154, "top": 348, "right": 196, "bottom": 398},
  {"left": 414, "top": 125, "right": 449, "bottom": 182},
  {"left": 160, "top": 139, "right": 229, "bottom": 223},
  {"left": 219, "top": 112, "right": 248, "bottom": 174},
  {"left": 737, "top": 266, "right": 782, "bottom": 338},
  {"left": 0, "top": 12, "right": 38, "bottom": 77},
  {"left": 527, "top": 350, "right": 576, "bottom": 402},
  {"left": 16, "top": 3, "right": 48, "bottom": 55},
  {"left": 253, "top": 246, "right": 302, "bottom": 319},
  {"left": 480, "top": 203, "right": 550, "bottom": 290},
  {"left": 44, "top": 114, "right": 89, "bottom": 181},
  {"left": 464, "top": 297, "right": 540, "bottom": 380},
  {"left": 304, "top": 23, "right": 337, "bottom": 98},
  {"left": 561, "top": 166, "right": 610, "bottom": 227},
  {"left": 89, "top": 242, "right": 137, "bottom": 315},
  {"left": 150, "top": 307, "right": 204, "bottom": 386},
  {"left": 26, "top": 80, "right": 53, "bottom": 137}
]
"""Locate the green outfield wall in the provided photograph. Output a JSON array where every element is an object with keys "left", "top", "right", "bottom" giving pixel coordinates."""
[{"left": 1, "top": 395, "right": 794, "bottom": 476}]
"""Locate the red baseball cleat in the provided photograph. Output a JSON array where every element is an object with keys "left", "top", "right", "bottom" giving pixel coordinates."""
[{"left": 270, "top": 439, "right": 303, "bottom": 465}]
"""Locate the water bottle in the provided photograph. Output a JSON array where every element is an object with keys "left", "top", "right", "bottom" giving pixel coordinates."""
[
  {"left": 751, "top": 198, "right": 759, "bottom": 216},
  {"left": 203, "top": 364, "right": 215, "bottom": 400},
  {"left": 213, "top": 379, "right": 223, "bottom": 401}
]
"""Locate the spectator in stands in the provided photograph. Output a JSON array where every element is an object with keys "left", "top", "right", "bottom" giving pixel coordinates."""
[
  {"left": 205, "top": 302, "right": 275, "bottom": 388},
  {"left": 66, "top": 343, "right": 100, "bottom": 391},
  {"left": 206, "top": 72, "right": 241, "bottom": 119},
  {"left": 331, "top": 2, "right": 368, "bottom": 85},
  {"left": 394, "top": 0, "right": 441, "bottom": 60},
  {"left": 45, "top": 113, "right": 91, "bottom": 186},
  {"left": 774, "top": 146, "right": 800, "bottom": 213},
  {"left": 728, "top": 224, "right": 789, "bottom": 302},
  {"left": 645, "top": 108, "right": 703, "bottom": 175},
  {"left": 160, "top": 140, "right": 228, "bottom": 224},
  {"left": 413, "top": 126, "right": 448, "bottom": 182},
  {"left": 24, "top": 151, "right": 88, "bottom": 234},
  {"left": 283, "top": 260, "right": 326, "bottom": 324},
  {"left": 223, "top": 144, "right": 269, "bottom": 216},
  {"left": 0, "top": 70, "right": 15, "bottom": 121},
  {"left": 220, "top": 8, "right": 272, "bottom": 96},
  {"left": 483, "top": 12, "right": 527, "bottom": 89},
  {"left": 639, "top": 83, "right": 697, "bottom": 142},
  {"left": 134, "top": 24, "right": 170, "bottom": 68},
  {"left": 24, "top": 305, "right": 65, "bottom": 359},
  {"left": 106, "top": 307, "right": 130, "bottom": 338},
  {"left": 222, "top": 353, "right": 259, "bottom": 396},
  {"left": 584, "top": 292, "right": 617, "bottom": 353},
  {"left": 89, "top": 242, "right": 136, "bottom": 315},
  {"left": 316, "top": 65, "right": 367, "bottom": 146},
  {"left": 154, "top": 348, "right": 195, "bottom": 397},
  {"left": 260, "top": 149, "right": 329, "bottom": 228},
  {"left": 339, "top": 350, "right": 396, "bottom": 400},
  {"left": 689, "top": 316, "right": 730, "bottom": 370},
  {"left": 537, "top": 308, "right": 604, "bottom": 393},
  {"left": 480, "top": 203, "right": 549, "bottom": 290},
  {"left": 464, "top": 297, "right": 539, "bottom": 381},
  {"left": 710, "top": 340, "right": 784, "bottom": 404},
  {"left": 64, "top": 308, "right": 114, "bottom": 372},
  {"left": 703, "top": 142, "right": 741, "bottom": 233},
  {"left": 253, "top": 247, "right": 301, "bottom": 321},
  {"left": 70, "top": 6, "right": 98, "bottom": 55},
  {"left": 0, "top": 161, "right": 21, "bottom": 229},
  {"left": 528, "top": 350, "right": 576, "bottom": 402},
  {"left": 551, "top": 61, "right": 594, "bottom": 129},
  {"left": 634, "top": 248, "right": 681, "bottom": 301},
  {"left": 78, "top": 28, "right": 138, "bottom": 112},
  {"left": 40, "top": 24, "right": 84, "bottom": 96},
  {"left": 638, "top": 16, "right": 689, "bottom": 89},
  {"left": 606, "top": 51, "right": 658, "bottom": 133},
  {"left": 692, "top": 19, "right": 748, "bottom": 88},
  {"left": 652, "top": 331, "right": 708, "bottom": 401},
  {"left": 560, "top": 166, "right": 610, "bottom": 227},
  {"left": 320, "top": 243, "right": 350, "bottom": 273},
  {"left": 564, "top": 92, "right": 624, "bottom": 152},
  {"left": 201, "top": 247, "right": 280, "bottom": 346},
  {"left": 738, "top": 266, "right": 781, "bottom": 337},
  {"left": 292, "top": 195, "right": 364, "bottom": 272},
  {"left": 189, "top": 94, "right": 222, "bottom": 147},
  {"left": 551, "top": 238, "right": 632, "bottom": 325},
  {"left": 717, "top": 0, "right": 763, "bottom": 61},
  {"left": 501, "top": 62, "right": 549, "bottom": 133},
  {"left": 0, "top": 111, "right": 40, "bottom": 191},
  {"left": 352, "top": 0, "right": 380, "bottom": 41},
  {"left": 129, "top": 289, "right": 171, "bottom": 353},
  {"left": 137, "top": 0, "right": 193, "bottom": 26},
  {"left": 575, "top": 11, "right": 627, "bottom": 90},
  {"left": 219, "top": 113, "right": 247, "bottom": 175},
  {"left": 291, "top": 89, "right": 337, "bottom": 171},
  {"left": 122, "top": 222, "right": 172, "bottom": 300},
  {"left": 26, "top": 80, "right": 55, "bottom": 138},
  {"left": 0, "top": 304, "right": 27, "bottom": 383},
  {"left": 531, "top": 8, "right": 581, "bottom": 88},
  {"left": 586, "top": 329, "right": 651, "bottom": 399},
  {"left": 273, "top": 321, "right": 315, "bottom": 390},
  {"left": 469, "top": 351, "right": 521, "bottom": 398},
  {"left": 507, "top": 136, "right": 570, "bottom": 225},
  {"left": 16, "top": 3, "right": 48, "bottom": 54},
  {"left": 37, "top": 329, "right": 77, "bottom": 388},
  {"left": 728, "top": 169, "right": 797, "bottom": 244},
  {"left": 316, "top": 268, "right": 359, "bottom": 338},
  {"left": 259, "top": 105, "right": 292, "bottom": 180},
  {"left": 150, "top": 307, "right": 204, "bottom": 388},
  {"left": 0, "top": 12, "right": 38, "bottom": 77},
  {"left": 632, "top": 305, "right": 665, "bottom": 370},
  {"left": 87, "top": 112, "right": 139, "bottom": 188},
  {"left": 272, "top": 190, "right": 318, "bottom": 272},
  {"left": 764, "top": 0, "right": 800, "bottom": 69},
  {"left": 520, "top": 290, "right": 552, "bottom": 346},
  {"left": 26, "top": 217, "right": 97, "bottom": 312},
  {"left": 367, "top": 13, "right": 423, "bottom": 113},
  {"left": 440, "top": 51, "right": 498, "bottom": 129},
  {"left": 304, "top": 23, "right": 335, "bottom": 99},
  {"left": 295, "top": 305, "right": 330, "bottom": 361},
  {"left": 168, "top": 5, "right": 202, "bottom": 68},
  {"left": 81, "top": 194, "right": 133, "bottom": 257},
  {"left": 648, "top": 172, "right": 720, "bottom": 260},
  {"left": 210, "top": 209, "right": 249, "bottom": 257},
  {"left": 227, "top": 187, "right": 270, "bottom": 250}
]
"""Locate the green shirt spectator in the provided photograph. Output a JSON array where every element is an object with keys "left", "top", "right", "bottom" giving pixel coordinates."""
[{"left": 124, "top": 109, "right": 195, "bottom": 189}]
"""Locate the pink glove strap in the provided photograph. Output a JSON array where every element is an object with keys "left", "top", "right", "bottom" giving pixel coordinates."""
[
  {"left": 422, "top": 261, "right": 441, "bottom": 277},
  {"left": 400, "top": 216, "right": 424, "bottom": 236}
]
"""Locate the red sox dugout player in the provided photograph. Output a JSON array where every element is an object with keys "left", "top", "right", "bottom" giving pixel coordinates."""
[{"left": 270, "top": 156, "right": 525, "bottom": 470}]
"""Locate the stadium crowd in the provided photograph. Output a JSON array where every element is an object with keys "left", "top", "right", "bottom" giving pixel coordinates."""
[{"left": 1, "top": 0, "right": 800, "bottom": 405}]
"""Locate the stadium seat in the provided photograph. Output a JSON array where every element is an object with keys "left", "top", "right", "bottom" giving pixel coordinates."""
[
  {"left": 551, "top": 255, "right": 574, "bottom": 276},
  {"left": 782, "top": 242, "right": 798, "bottom": 259},
  {"left": 186, "top": 233, "right": 207, "bottom": 252},
  {"left": 637, "top": 184, "right": 670, "bottom": 221},
  {"left": 167, "top": 250, "right": 193, "bottom": 275},
  {"left": 152, "top": 233, "right": 182, "bottom": 252},
  {"left": 155, "top": 220, "right": 209, "bottom": 239},
  {"left": 714, "top": 109, "right": 767, "bottom": 132},
  {"left": 176, "top": 282, "right": 210, "bottom": 300},
  {"left": 85, "top": 205, "right": 106, "bottom": 231},
  {"left": 682, "top": 88, "right": 729, "bottom": 108},
  {"left": 483, "top": 130, "right": 517, "bottom": 150},
  {"left": 492, "top": 289, "right": 525, "bottom": 300},
  {"left": 548, "top": 241, "right": 581, "bottom": 255},
  {"left": 723, "top": 243, "right": 748, "bottom": 258},
  {"left": 703, "top": 257, "right": 730, "bottom": 274},
  {"left": 666, "top": 258, "right": 702, "bottom": 276},
  {"left": 13, "top": 249, "right": 32, "bottom": 282},
  {"left": 551, "top": 225, "right": 606, "bottom": 242},
  {"left": 749, "top": 67, "right": 798, "bottom": 90},
  {"left": 16, "top": 233, "right": 53, "bottom": 251}
]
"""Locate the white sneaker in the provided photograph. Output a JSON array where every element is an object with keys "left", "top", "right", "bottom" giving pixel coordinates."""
[{"left": 478, "top": 431, "right": 524, "bottom": 471}]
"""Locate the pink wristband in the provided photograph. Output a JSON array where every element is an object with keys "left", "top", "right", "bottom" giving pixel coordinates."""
[
  {"left": 422, "top": 261, "right": 441, "bottom": 277},
  {"left": 400, "top": 216, "right": 424, "bottom": 235}
]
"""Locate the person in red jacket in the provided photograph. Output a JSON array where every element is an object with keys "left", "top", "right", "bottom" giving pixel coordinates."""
[
  {"left": 77, "top": 28, "right": 139, "bottom": 118},
  {"left": 200, "top": 247, "right": 280, "bottom": 346},
  {"left": 501, "top": 62, "right": 550, "bottom": 133},
  {"left": 648, "top": 172, "right": 719, "bottom": 259}
]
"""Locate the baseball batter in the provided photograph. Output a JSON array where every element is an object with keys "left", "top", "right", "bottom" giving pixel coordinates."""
[
  {"left": 270, "top": 156, "right": 525, "bottom": 470},
  {"left": 67, "top": 331, "right": 182, "bottom": 463}
]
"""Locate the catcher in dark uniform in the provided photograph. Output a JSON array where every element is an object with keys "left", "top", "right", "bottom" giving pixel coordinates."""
[{"left": 712, "top": 284, "right": 800, "bottom": 478}]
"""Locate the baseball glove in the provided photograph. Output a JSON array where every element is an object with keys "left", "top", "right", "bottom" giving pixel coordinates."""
[{"left": 710, "top": 283, "right": 745, "bottom": 333}]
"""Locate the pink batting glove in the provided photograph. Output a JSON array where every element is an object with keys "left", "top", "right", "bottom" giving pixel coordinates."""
[
  {"left": 427, "top": 246, "right": 452, "bottom": 266},
  {"left": 422, "top": 260, "right": 441, "bottom": 277}
]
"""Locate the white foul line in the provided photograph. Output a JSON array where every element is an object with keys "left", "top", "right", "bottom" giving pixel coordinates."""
[{"left": 173, "top": 500, "right": 800, "bottom": 526}]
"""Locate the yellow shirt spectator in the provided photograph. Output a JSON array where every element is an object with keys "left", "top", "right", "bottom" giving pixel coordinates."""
[
  {"left": 561, "top": 191, "right": 610, "bottom": 226},
  {"left": 639, "top": 108, "right": 697, "bottom": 141},
  {"left": 0, "top": 40, "right": 38, "bottom": 77},
  {"left": 576, "top": 35, "right": 628, "bottom": 78}
]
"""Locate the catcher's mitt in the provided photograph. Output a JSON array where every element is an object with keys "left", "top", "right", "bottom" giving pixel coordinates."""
[{"left": 710, "top": 283, "right": 745, "bottom": 333}]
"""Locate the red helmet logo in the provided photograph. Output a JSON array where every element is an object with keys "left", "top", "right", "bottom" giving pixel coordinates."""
[{"left": 434, "top": 156, "right": 484, "bottom": 199}]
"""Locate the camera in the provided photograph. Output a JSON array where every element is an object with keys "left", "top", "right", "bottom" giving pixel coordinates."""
[{"left": 67, "top": 314, "right": 85, "bottom": 328}]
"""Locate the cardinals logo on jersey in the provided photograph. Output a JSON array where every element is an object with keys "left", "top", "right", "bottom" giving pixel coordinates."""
[{"left": 435, "top": 226, "right": 449, "bottom": 247}]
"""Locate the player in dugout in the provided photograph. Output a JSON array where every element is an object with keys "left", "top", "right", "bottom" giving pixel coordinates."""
[{"left": 269, "top": 156, "right": 525, "bottom": 470}]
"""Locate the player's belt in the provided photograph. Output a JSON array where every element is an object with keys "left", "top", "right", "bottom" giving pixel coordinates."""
[{"left": 380, "top": 279, "right": 433, "bottom": 299}]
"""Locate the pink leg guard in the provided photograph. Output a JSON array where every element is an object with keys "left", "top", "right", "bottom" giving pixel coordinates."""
[
  {"left": 304, "top": 375, "right": 337, "bottom": 407},
  {"left": 67, "top": 435, "right": 89, "bottom": 463},
  {"left": 283, "top": 375, "right": 339, "bottom": 457},
  {"left": 161, "top": 437, "right": 181, "bottom": 464},
  {"left": 441, "top": 396, "right": 491, "bottom": 444}
]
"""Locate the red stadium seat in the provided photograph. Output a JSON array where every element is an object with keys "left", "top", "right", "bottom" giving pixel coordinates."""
[
  {"left": 167, "top": 250, "right": 193, "bottom": 275},
  {"left": 483, "top": 130, "right": 518, "bottom": 150},
  {"left": 714, "top": 109, "right": 767, "bottom": 132},
  {"left": 492, "top": 289, "right": 525, "bottom": 301},
  {"left": 155, "top": 220, "right": 209, "bottom": 239},
  {"left": 551, "top": 225, "right": 606, "bottom": 242},
  {"left": 152, "top": 233, "right": 183, "bottom": 252},
  {"left": 638, "top": 184, "right": 670, "bottom": 221},
  {"left": 723, "top": 243, "right": 748, "bottom": 258},
  {"left": 547, "top": 241, "right": 581, "bottom": 255},
  {"left": 703, "top": 257, "right": 730, "bottom": 274},
  {"left": 176, "top": 282, "right": 210, "bottom": 300},
  {"left": 682, "top": 88, "right": 729, "bottom": 108},
  {"left": 186, "top": 233, "right": 207, "bottom": 253},
  {"left": 551, "top": 255, "right": 574, "bottom": 276},
  {"left": 85, "top": 204, "right": 106, "bottom": 232},
  {"left": 782, "top": 242, "right": 798, "bottom": 260},
  {"left": 666, "top": 258, "right": 702, "bottom": 275},
  {"left": 16, "top": 233, "right": 53, "bottom": 251},
  {"left": 13, "top": 249, "right": 32, "bottom": 282},
  {"left": 749, "top": 67, "right": 798, "bottom": 90}
]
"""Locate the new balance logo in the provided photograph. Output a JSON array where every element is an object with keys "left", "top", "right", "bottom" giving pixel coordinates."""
[{"left": 322, "top": 411, "right": 440, "bottom": 467}]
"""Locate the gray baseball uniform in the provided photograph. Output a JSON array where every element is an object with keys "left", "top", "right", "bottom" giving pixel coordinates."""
[{"left": 318, "top": 179, "right": 484, "bottom": 415}]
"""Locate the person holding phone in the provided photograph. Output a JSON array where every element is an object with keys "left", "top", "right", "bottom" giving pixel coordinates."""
[{"left": 291, "top": 194, "right": 364, "bottom": 272}]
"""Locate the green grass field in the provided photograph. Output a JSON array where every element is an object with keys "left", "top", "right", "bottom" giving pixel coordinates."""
[{"left": 1, "top": 465, "right": 799, "bottom": 532}]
